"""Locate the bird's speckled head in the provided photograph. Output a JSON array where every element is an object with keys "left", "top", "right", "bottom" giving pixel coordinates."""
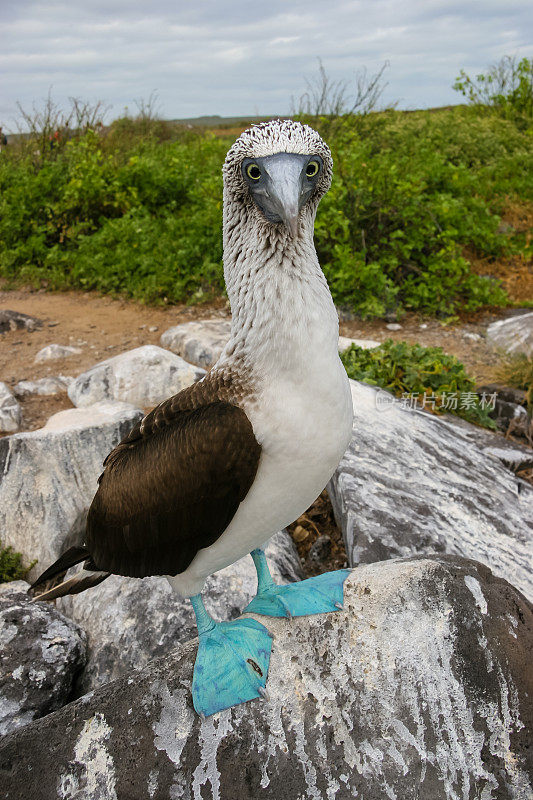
[{"left": 223, "top": 119, "right": 332, "bottom": 237}]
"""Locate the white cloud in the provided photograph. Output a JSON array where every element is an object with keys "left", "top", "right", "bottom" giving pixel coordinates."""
[{"left": 0, "top": 0, "right": 531, "bottom": 129}]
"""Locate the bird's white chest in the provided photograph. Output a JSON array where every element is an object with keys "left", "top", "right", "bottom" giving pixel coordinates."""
[{"left": 248, "top": 356, "right": 352, "bottom": 475}]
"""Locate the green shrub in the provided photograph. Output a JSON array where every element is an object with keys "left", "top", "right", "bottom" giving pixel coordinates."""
[
  {"left": 0, "top": 541, "right": 36, "bottom": 583},
  {"left": 310, "top": 106, "right": 531, "bottom": 317},
  {"left": 0, "top": 102, "right": 531, "bottom": 315},
  {"left": 453, "top": 56, "right": 533, "bottom": 125},
  {"left": 341, "top": 340, "right": 497, "bottom": 428}
]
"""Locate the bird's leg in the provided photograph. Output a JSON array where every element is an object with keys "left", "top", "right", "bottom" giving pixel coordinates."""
[
  {"left": 245, "top": 548, "right": 351, "bottom": 619},
  {"left": 189, "top": 593, "right": 272, "bottom": 718},
  {"left": 250, "top": 548, "right": 277, "bottom": 593}
]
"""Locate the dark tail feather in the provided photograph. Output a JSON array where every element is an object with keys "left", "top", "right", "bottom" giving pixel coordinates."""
[
  {"left": 30, "top": 544, "right": 110, "bottom": 602},
  {"left": 30, "top": 545, "right": 90, "bottom": 591},
  {"left": 32, "top": 568, "right": 110, "bottom": 602}
]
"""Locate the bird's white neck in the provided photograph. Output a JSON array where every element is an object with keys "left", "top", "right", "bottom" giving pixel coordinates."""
[{"left": 221, "top": 193, "right": 339, "bottom": 381}]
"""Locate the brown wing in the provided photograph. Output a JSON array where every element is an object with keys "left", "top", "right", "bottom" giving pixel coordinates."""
[{"left": 85, "top": 397, "right": 261, "bottom": 578}]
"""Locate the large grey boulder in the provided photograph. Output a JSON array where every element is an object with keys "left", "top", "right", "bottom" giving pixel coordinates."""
[
  {"left": 161, "top": 319, "right": 232, "bottom": 369},
  {"left": 487, "top": 311, "right": 533, "bottom": 357},
  {"left": 328, "top": 381, "right": 533, "bottom": 601},
  {"left": 57, "top": 531, "right": 303, "bottom": 694},
  {"left": 0, "top": 402, "right": 142, "bottom": 582},
  {"left": 68, "top": 345, "right": 205, "bottom": 408},
  {"left": 0, "top": 581, "right": 86, "bottom": 736},
  {"left": 0, "top": 382, "right": 21, "bottom": 433},
  {"left": 1, "top": 557, "right": 531, "bottom": 799}
]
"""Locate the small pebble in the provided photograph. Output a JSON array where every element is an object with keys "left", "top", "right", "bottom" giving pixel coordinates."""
[
  {"left": 386, "top": 323, "right": 402, "bottom": 331},
  {"left": 148, "top": 326, "right": 158, "bottom": 333},
  {"left": 419, "top": 323, "right": 428, "bottom": 330},
  {"left": 48, "top": 321, "right": 59, "bottom": 327}
]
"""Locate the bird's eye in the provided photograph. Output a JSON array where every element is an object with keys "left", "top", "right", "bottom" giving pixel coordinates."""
[
  {"left": 306, "top": 160, "right": 320, "bottom": 178},
  {"left": 246, "top": 164, "right": 261, "bottom": 180}
]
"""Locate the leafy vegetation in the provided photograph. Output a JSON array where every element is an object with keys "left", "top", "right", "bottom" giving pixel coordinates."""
[
  {"left": 0, "top": 541, "right": 36, "bottom": 583},
  {"left": 1, "top": 64, "right": 531, "bottom": 316},
  {"left": 341, "top": 340, "right": 497, "bottom": 428},
  {"left": 453, "top": 56, "right": 533, "bottom": 127}
]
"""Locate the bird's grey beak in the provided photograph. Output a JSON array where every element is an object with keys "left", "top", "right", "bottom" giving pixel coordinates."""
[
  {"left": 262, "top": 155, "right": 305, "bottom": 237},
  {"left": 244, "top": 153, "right": 312, "bottom": 237}
]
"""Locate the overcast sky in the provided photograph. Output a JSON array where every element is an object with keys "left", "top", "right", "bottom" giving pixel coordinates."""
[{"left": 1, "top": 1, "right": 531, "bottom": 130}]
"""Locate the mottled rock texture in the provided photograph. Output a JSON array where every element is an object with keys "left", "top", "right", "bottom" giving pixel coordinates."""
[
  {"left": 0, "top": 382, "right": 21, "bottom": 433},
  {"left": 161, "top": 319, "right": 232, "bottom": 369},
  {"left": 0, "top": 557, "right": 531, "bottom": 799},
  {"left": 0, "top": 581, "right": 86, "bottom": 736},
  {"left": 68, "top": 345, "right": 205, "bottom": 408},
  {"left": 487, "top": 311, "right": 533, "bottom": 358},
  {"left": 421, "top": 411, "right": 533, "bottom": 472},
  {"left": 0, "top": 309, "right": 41, "bottom": 333},
  {"left": 34, "top": 344, "right": 82, "bottom": 363},
  {"left": 329, "top": 381, "right": 533, "bottom": 601},
  {"left": 57, "top": 531, "right": 303, "bottom": 694},
  {"left": 0, "top": 402, "right": 142, "bottom": 582},
  {"left": 13, "top": 376, "right": 73, "bottom": 398}
]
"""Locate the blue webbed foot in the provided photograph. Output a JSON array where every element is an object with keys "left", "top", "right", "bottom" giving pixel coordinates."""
[
  {"left": 190, "top": 595, "right": 273, "bottom": 718},
  {"left": 244, "top": 549, "right": 351, "bottom": 618}
]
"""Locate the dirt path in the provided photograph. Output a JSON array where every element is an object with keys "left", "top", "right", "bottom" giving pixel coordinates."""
[{"left": 0, "top": 287, "right": 523, "bottom": 432}]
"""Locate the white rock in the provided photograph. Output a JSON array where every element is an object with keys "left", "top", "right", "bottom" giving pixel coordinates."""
[
  {"left": 0, "top": 402, "right": 143, "bottom": 581},
  {"left": 67, "top": 345, "right": 205, "bottom": 408},
  {"left": 57, "top": 531, "right": 303, "bottom": 692},
  {"left": 0, "top": 383, "right": 21, "bottom": 433},
  {"left": 160, "top": 319, "right": 231, "bottom": 369},
  {"left": 34, "top": 344, "right": 82, "bottom": 363},
  {"left": 462, "top": 331, "right": 482, "bottom": 341},
  {"left": 3, "top": 557, "right": 532, "bottom": 799},
  {"left": 386, "top": 322, "right": 402, "bottom": 330},
  {"left": 13, "top": 376, "right": 73, "bottom": 398},
  {"left": 0, "top": 582, "right": 87, "bottom": 736},
  {"left": 487, "top": 311, "right": 533, "bottom": 357},
  {"left": 338, "top": 335, "right": 380, "bottom": 352},
  {"left": 328, "top": 380, "right": 533, "bottom": 601}
]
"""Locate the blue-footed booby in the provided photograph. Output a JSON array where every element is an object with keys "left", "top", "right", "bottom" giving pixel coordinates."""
[{"left": 31, "top": 119, "right": 354, "bottom": 717}]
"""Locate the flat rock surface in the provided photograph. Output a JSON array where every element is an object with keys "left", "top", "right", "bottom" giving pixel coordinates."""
[
  {"left": 13, "top": 376, "right": 73, "bottom": 398},
  {"left": 1, "top": 556, "right": 531, "bottom": 799},
  {"left": 57, "top": 531, "right": 303, "bottom": 694},
  {"left": 0, "top": 402, "right": 142, "bottom": 581},
  {"left": 487, "top": 311, "right": 533, "bottom": 357},
  {"left": 0, "top": 581, "right": 87, "bottom": 737},
  {"left": 68, "top": 345, "right": 205, "bottom": 408},
  {"left": 328, "top": 381, "right": 533, "bottom": 601},
  {"left": 34, "top": 344, "right": 82, "bottom": 363},
  {"left": 338, "top": 335, "right": 381, "bottom": 351}
]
